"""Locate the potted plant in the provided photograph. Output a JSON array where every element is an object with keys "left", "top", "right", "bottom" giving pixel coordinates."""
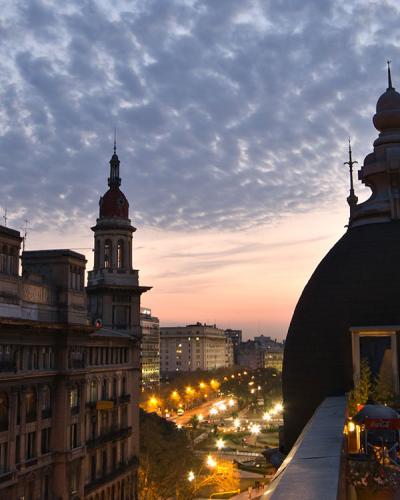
[{"left": 348, "top": 458, "right": 400, "bottom": 499}]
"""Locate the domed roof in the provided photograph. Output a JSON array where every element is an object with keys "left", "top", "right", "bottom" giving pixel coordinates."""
[
  {"left": 373, "top": 65, "right": 400, "bottom": 131},
  {"left": 283, "top": 222, "right": 400, "bottom": 451},
  {"left": 99, "top": 187, "right": 129, "bottom": 219}
]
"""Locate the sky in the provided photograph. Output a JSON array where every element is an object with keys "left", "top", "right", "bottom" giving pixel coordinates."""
[{"left": 0, "top": 0, "right": 399, "bottom": 340}]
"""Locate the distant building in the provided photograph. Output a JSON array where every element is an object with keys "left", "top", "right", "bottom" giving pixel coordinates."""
[
  {"left": 225, "top": 337, "right": 234, "bottom": 368},
  {"left": 160, "top": 323, "right": 232, "bottom": 373},
  {"left": 224, "top": 329, "right": 242, "bottom": 363},
  {"left": 236, "top": 340, "right": 265, "bottom": 370},
  {"left": 264, "top": 346, "right": 284, "bottom": 372},
  {"left": 140, "top": 308, "right": 160, "bottom": 390}
]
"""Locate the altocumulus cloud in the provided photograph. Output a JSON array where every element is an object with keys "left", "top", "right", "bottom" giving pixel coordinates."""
[{"left": 0, "top": 0, "right": 400, "bottom": 232}]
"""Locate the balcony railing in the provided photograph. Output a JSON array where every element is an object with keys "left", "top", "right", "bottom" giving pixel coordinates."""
[
  {"left": 84, "top": 456, "right": 138, "bottom": 495},
  {"left": 86, "top": 426, "right": 132, "bottom": 449},
  {"left": 264, "top": 396, "right": 347, "bottom": 500}
]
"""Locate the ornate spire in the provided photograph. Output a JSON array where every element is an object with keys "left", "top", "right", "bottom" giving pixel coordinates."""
[
  {"left": 387, "top": 60, "right": 394, "bottom": 90},
  {"left": 108, "top": 131, "right": 121, "bottom": 188},
  {"left": 344, "top": 137, "right": 358, "bottom": 210}
]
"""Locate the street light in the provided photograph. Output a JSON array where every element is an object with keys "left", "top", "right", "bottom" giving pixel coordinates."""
[
  {"left": 233, "top": 418, "right": 241, "bottom": 429},
  {"left": 250, "top": 423, "right": 261, "bottom": 435},
  {"left": 206, "top": 455, "right": 217, "bottom": 468},
  {"left": 263, "top": 412, "right": 272, "bottom": 422},
  {"left": 216, "top": 438, "right": 225, "bottom": 450},
  {"left": 188, "top": 470, "right": 195, "bottom": 482}
]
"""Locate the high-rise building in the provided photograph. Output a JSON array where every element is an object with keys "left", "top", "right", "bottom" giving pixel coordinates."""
[
  {"left": 0, "top": 224, "right": 139, "bottom": 499},
  {"left": 224, "top": 329, "right": 242, "bottom": 363},
  {"left": 283, "top": 67, "right": 400, "bottom": 450},
  {"left": 160, "top": 323, "right": 232, "bottom": 373},
  {"left": 140, "top": 308, "right": 160, "bottom": 391}
]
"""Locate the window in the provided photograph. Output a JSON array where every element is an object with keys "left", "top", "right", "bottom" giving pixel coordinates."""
[
  {"left": 101, "top": 379, "right": 108, "bottom": 400},
  {"left": 121, "top": 377, "right": 126, "bottom": 395},
  {"left": 90, "top": 380, "right": 98, "bottom": 402},
  {"left": 117, "top": 240, "right": 124, "bottom": 269},
  {"left": 102, "top": 449, "right": 107, "bottom": 475},
  {"left": 0, "top": 393, "right": 8, "bottom": 431},
  {"left": 70, "top": 386, "right": 79, "bottom": 412},
  {"left": 25, "top": 388, "right": 37, "bottom": 422},
  {"left": 112, "top": 378, "right": 117, "bottom": 398},
  {"left": 41, "top": 386, "right": 51, "bottom": 418},
  {"left": 41, "top": 427, "right": 51, "bottom": 454},
  {"left": 104, "top": 240, "right": 112, "bottom": 269},
  {"left": 70, "top": 468, "right": 78, "bottom": 494},
  {"left": 26, "top": 431, "right": 36, "bottom": 460},
  {"left": 70, "top": 423, "right": 78, "bottom": 449},
  {"left": 0, "top": 442, "right": 7, "bottom": 473},
  {"left": 91, "top": 454, "right": 96, "bottom": 481}
]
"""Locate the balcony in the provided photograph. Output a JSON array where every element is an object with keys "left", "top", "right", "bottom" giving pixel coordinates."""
[
  {"left": 86, "top": 426, "right": 132, "bottom": 449},
  {"left": 84, "top": 457, "right": 138, "bottom": 495},
  {"left": 25, "top": 412, "right": 37, "bottom": 423}
]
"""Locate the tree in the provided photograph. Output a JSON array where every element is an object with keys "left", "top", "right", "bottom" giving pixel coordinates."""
[
  {"left": 139, "top": 409, "right": 200, "bottom": 500},
  {"left": 372, "top": 355, "right": 395, "bottom": 406},
  {"left": 348, "top": 358, "right": 372, "bottom": 416}
]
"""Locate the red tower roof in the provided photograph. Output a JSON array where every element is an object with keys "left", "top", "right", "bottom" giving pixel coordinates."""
[{"left": 99, "top": 187, "right": 129, "bottom": 219}]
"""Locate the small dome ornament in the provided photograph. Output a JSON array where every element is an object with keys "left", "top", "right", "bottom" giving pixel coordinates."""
[{"left": 373, "top": 61, "right": 400, "bottom": 131}]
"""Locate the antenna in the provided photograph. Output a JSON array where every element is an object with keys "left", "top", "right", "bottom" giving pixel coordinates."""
[
  {"left": 114, "top": 128, "right": 117, "bottom": 154},
  {"left": 2, "top": 208, "right": 7, "bottom": 227},
  {"left": 22, "top": 219, "right": 30, "bottom": 252}
]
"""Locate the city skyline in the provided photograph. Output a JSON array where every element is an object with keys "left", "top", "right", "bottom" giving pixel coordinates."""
[{"left": 1, "top": 1, "right": 400, "bottom": 339}]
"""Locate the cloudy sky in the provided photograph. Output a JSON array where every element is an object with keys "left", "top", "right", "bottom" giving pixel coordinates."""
[{"left": 0, "top": 0, "right": 399, "bottom": 339}]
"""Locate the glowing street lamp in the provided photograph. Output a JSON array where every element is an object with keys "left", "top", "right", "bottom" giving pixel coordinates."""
[
  {"left": 210, "top": 408, "right": 218, "bottom": 416},
  {"left": 233, "top": 418, "right": 241, "bottom": 429},
  {"left": 188, "top": 470, "right": 195, "bottom": 482},
  {"left": 263, "top": 412, "right": 272, "bottom": 422},
  {"left": 250, "top": 423, "right": 261, "bottom": 435},
  {"left": 228, "top": 398, "right": 235, "bottom": 407},
  {"left": 216, "top": 438, "right": 225, "bottom": 450},
  {"left": 274, "top": 402, "right": 283, "bottom": 413},
  {"left": 198, "top": 414, "right": 204, "bottom": 422},
  {"left": 206, "top": 455, "right": 217, "bottom": 468}
]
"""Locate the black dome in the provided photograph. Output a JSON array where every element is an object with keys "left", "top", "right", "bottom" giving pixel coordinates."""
[{"left": 283, "top": 222, "right": 400, "bottom": 450}]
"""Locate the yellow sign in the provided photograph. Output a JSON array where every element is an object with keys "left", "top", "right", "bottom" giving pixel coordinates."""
[{"left": 96, "top": 400, "right": 114, "bottom": 410}]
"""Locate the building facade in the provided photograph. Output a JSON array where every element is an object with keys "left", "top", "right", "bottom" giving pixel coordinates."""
[
  {"left": 236, "top": 340, "right": 265, "bottom": 370},
  {"left": 264, "top": 346, "right": 284, "bottom": 372},
  {"left": 140, "top": 308, "right": 160, "bottom": 391},
  {"left": 160, "top": 323, "right": 232, "bottom": 373},
  {"left": 0, "top": 226, "right": 138, "bottom": 499},
  {"left": 0, "top": 145, "right": 148, "bottom": 499}
]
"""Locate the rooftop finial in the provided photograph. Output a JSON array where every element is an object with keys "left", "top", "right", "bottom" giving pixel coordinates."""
[
  {"left": 114, "top": 128, "right": 117, "bottom": 154},
  {"left": 387, "top": 60, "right": 394, "bottom": 90},
  {"left": 344, "top": 137, "right": 358, "bottom": 212}
]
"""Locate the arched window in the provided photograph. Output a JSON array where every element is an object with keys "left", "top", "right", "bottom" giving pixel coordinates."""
[
  {"left": 95, "top": 239, "right": 100, "bottom": 269},
  {"left": 70, "top": 385, "right": 79, "bottom": 412},
  {"left": 0, "top": 392, "right": 8, "bottom": 431},
  {"left": 90, "top": 380, "right": 98, "bottom": 402},
  {"left": 104, "top": 240, "right": 112, "bottom": 269},
  {"left": 42, "top": 385, "right": 51, "bottom": 418},
  {"left": 101, "top": 379, "right": 108, "bottom": 400},
  {"left": 25, "top": 387, "right": 37, "bottom": 422},
  {"left": 117, "top": 240, "right": 124, "bottom": 269}
]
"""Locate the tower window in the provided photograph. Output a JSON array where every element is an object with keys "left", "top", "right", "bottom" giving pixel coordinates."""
[
  {"left": 104, "top": 240, "right": 112, "bottom": 268},
  {"left": 117, "top": 240, "right": 124, "bottom": 269}
]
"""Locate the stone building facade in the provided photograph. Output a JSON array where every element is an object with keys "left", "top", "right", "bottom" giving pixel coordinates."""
[
  {"left": 160, "top": 323, "right": 232, "bottom": 373},
  {"left": 0, "top": 145, "right": 148, "bottom": 499}
]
